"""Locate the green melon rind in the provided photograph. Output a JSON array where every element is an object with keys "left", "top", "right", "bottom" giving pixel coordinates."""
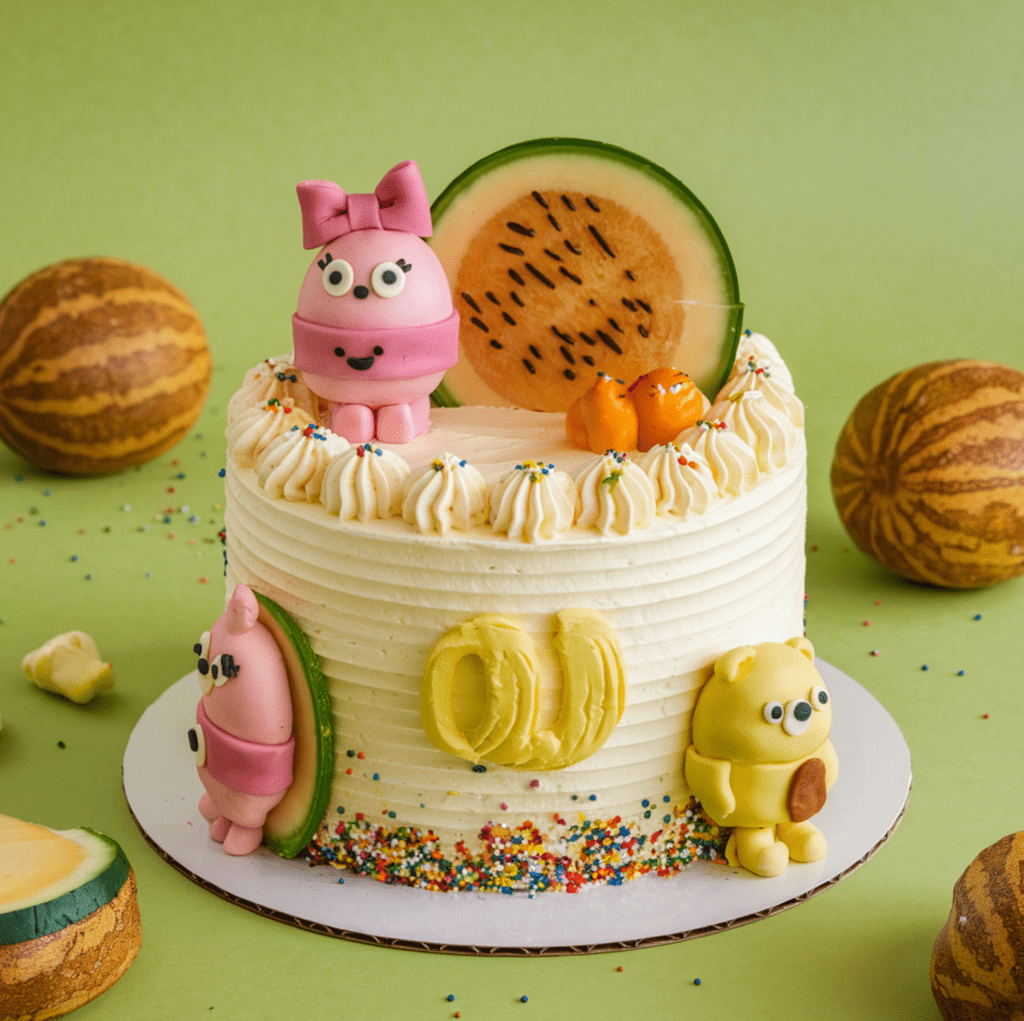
[
  {"left": 1, "top": 830, "right": 129, "bottom": 946},
  {"left": 255, "top": 592, "right": 334, "bottom": 859},
  {"left": 429, "top": 137, "right": 742, "bottom": 407}
]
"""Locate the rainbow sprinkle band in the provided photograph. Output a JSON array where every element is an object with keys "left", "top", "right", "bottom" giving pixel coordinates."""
[{"left": 305, "top": 798, "right": 727, "bottom": 894}]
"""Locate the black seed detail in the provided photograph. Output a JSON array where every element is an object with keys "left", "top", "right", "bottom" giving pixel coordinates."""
[
  {"left": 551, "top": 325, "right": 573, "bottom": 344},
  {"left": 509, "top": 269, "right": 525, "bottom": 285},
  {"left": 529, "top": 345, "right": 543, "bottom": 359},
  {"left": 564, "top": 369, "right": 576, "bottom": 380},
  {"left": 588, "top": 298, "right": 597, "bottom": 306},
  {"left": 461, "top": 292, "right": 481, "bottom": 314},
  {"left": 559, "top": 267, "right": 583, "bottom": 284},
  {"left": 579, "top": 332, "right": 597, "bottom": 346},
  {"left": 621, "top": 298, "right": 637, "bottom": 312},
  {"left": 582, "top": 355, "right": 595, "bottom": 366},
  {"left": 523, "top": 358, "right": 536, "bottom": 374},
  {"left": 560, "top": 194, "right": 576, "bottom": 211},
  {"left": 586, "top": 197, "right": 600, "bottom": 212},
  {"left": 547, "top": 213, "right": 560, "bottom": 231},
  {"left": 564, "top": 240, "right": 582, "bottom": 255},
  {"left": 638, "top": 324, "right": 649, "bottom": 338},
  {"left": 597, "top": 330, "right": 623, "bottom": 354},
  {"left": 510, "top": 291, "right": 524, "bottom": 307},
  {"left": 499, "top": 243, "right": 525, "bottom": 256},
  {"left": 626, "top": 269, "right": 636, "bottom": 281},
  {"left": 608, "top": 317, "right": 623, "bottom": 333},
  {"left": 490, "top": 339, "right": 504, "bottom": 349},
  {"left": 486, "top": 291, "right": 501, "bottom": 305},
  {"left": 559, "top": 346, "right": 575, "bottom": 364},
  {"left": 543, "top": 248, "right": 563, "bottom": 262},
  {"left": 525, "top": 263, "right": 556, "bottom": 289},
  {"left": 507, "top": 221, "right": 535, "bottom": 237},
  {"left": 588, "top": 225, "right": 615, "bottom": 258},
  {"left": 471, "top": 316, "right": 489, "bottom": 333},
  {"left": 531, "top": 190, "right": 549, "bottom": 209},
  {"left": 502, "top": 311, "right": 516, "bottom": 326},
  {"left": 636, "top": 298, "right": 652, "bottom": 313}
]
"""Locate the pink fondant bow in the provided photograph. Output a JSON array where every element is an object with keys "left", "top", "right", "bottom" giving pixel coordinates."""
[{"left": 297, "top": 161, "right": 433, "bottom": 249}]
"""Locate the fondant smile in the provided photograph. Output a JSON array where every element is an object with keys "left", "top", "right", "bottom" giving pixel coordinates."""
[{"left": 347, "top": 356, "right": 375, "bottom": 371}]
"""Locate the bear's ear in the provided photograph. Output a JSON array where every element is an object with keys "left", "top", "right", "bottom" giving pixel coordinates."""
[
  {"left": 714, "top": 646, "right": 757, "bottom": 683},
  {"left": 785, "top": 636, "right": 815, "bottom": 662}
]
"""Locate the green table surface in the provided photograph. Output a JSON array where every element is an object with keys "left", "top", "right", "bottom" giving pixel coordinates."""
[{"left": 2, "top": 3, "right": 1023, "bottom": 1018}]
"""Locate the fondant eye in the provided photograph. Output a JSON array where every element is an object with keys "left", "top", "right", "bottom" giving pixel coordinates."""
[
  {"left": 195, "top": 630, "right": 211, "bottom": 661},
  {"left": 810, "top": 685, "right": 829, "bottom": 711},
  {"left": 783, "top": 699, "right": 813, "bottom": 736},
  {"left": 189, "top": 725, "right": 207, "bottom": 768},
  {"left": 197, "top": 660, "right": 213, "bottom": 695},
  {"left": 322, "top": 258, "right": 354, "bottom": 296},
  {"left": 763, "top": 701, "right": 784, "bottom": 724},
  {"left": 371, "top": 261, "right": 405, "bottom": 298}
]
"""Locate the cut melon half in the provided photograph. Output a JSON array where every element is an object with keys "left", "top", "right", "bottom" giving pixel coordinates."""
[
  {"left": 1, "top": 814, "right": 141, "bottom": 1018},
  {"left": 429, "top": 138, "right": 742, "bottom": 412},
  {"left": 255, "top": 592, "right": 334, "bottom": 859}
]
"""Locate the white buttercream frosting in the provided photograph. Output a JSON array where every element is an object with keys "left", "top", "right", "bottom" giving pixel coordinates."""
[
  {"left": 639, "top": 442, "right": 720, "bottom": 518},
  {"left": 402, "top": 453, "right": 489, "bottom": 535},
  {"left": 227, "top": 354, "right": 322, "bottom": 425},
  {"left": 729, "top": 331, "right": 795, "bottom": 394},
  {"left": 254, "top": 423, "right": 348, "bottom": 502},
  {"left": 321, "top": 443, "right": 410, "bottom": 521},
  {"left": 574, "top": 452, "right": 656, "bottom": 535},
  {"left": 710, "top": 390, "right": 801, "bottom": 473},
  {"left": 718, "top": 351, "right": 804, "bottom": 427},
  {"left": 490, "top": 461, "right": 577, "bottom": 542},
  {"left": 676, "top": 419, "right": 761, "bottom": 497},
  {"left": 227, "top": 398, "right": 310, "bottom": 467}
]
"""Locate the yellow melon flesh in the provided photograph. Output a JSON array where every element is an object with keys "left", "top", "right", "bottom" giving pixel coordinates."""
[{"left": 0, "top": 816, "right": 88, "bottom": 910}]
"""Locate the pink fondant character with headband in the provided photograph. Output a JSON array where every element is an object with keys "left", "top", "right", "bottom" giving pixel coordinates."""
[
  {"left": 291, "top": 161, "right": 459, "bottom": 444},
  {"left": 188, "top": 584, "right": 294, "bottom": 855}
]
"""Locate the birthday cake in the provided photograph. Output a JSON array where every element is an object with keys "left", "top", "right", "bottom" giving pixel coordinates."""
[{"left": 197, "top": 142, "right": 821, "bottom": 893}]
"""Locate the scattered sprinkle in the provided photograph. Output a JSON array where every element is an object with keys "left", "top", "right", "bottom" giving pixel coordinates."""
[
  {"left": 70, "top": 555, "right": 78, "bottom": 562},
  {"left": 357, "top": 751, "right": 365, "bottom": 759},
  {"left": 520, "top": 996, "right": 529, "bottom": 1003},
  {"left": 982, "top": 713, "right": 990, "bottom": 719},
  {"left": 616, "top": 966, "right": 623, "bottom": 972},
  {"left": 338, "top": 877, "right": 345, "bottom": 884},
  {"left": 863, "top": 620, "right": 870, "bottom": 626},
  {"left": 694, "top": 978, "right": 702, "bottom": 986},
  {"left": 447, "top": 995, "right": 455, "bottom": 1003},
  {"left": 57, "top": 740, "right": 65, "bottom": 749},
  {"left": 500, "top": 802, "right": 508, "bottom": 811},
  {"left": 870, "top": 650, "right": 879, "bottom": 657},
  {"left": 974, "top": 614, "right": 982, "bottom": 621},
  {"left": 588, "top": 794, "right": 597, "bottom": 802},
  {"left": 347, "top": 749, "right": 356, "bottom": 757},
  {"left": 921, "top": 664, "right": 929, "bottom": 671},
  {"left": 85, "top": 574, "right": 92, "bottom": 580},
  {"left": 958, "top": 670, "right": 965, "bottom": 676},
  {"left": 123, "top": 504, "right": 131, "bottom": 511},
  {"left": 529, "top": 779, "right": 540, "bottom": 789},
  {"left": 372, "top": 773, "right": 380, "bottom": 781},
  {"left": 198, "top": 577, "right": 209, "bottom": 584}
]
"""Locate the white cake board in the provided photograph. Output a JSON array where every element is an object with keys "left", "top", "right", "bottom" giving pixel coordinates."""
[{"left": 123, "top": 660, "right": 910, "bottom": 956}]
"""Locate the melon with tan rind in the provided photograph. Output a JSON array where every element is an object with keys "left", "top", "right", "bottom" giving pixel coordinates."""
[
  {"left": 429, "top": 138, "right": 742, "bottom": 413},
  {"left": 0, "top": 814, "right": 141, "bottom": 1019}
]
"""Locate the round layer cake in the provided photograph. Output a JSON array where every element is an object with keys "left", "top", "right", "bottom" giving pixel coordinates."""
[{"left": 222, "top": 338, "right": 807, "bottom": 892}]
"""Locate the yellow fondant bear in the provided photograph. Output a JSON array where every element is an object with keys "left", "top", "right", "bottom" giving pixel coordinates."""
[{"left": 684, "top": 638, "right": 838, "bottom": 878}]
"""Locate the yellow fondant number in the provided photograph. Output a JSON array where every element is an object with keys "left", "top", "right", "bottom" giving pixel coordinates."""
[{"left": 421, "top": 609, "right": 626, "bottom": 770}]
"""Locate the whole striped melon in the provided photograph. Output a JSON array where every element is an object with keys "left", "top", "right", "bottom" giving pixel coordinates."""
[
  {"left": 0, "top": 257, "right": 212, "bottom": 475},
  {"left": 831, "top": 360, "right": 1024, "bottom": 589},
  {"left": 931, "top": 832, "right": 1024, "bottom": 1020}
]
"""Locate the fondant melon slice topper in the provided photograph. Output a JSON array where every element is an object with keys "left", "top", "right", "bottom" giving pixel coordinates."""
[
  {"left": 0, "top": 814, "right": 141, "bottom": 1019},
  {"left": 429, "top": 138, "right": 742, "bottom": 412}
]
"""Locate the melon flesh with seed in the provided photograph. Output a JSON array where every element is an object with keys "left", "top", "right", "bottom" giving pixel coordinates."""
[
  {"left": 429, "top": 139, "right": 741, "bottom": 412},
  {"left": 1, "top": 814, "right": 141, "bottom": 1019}
]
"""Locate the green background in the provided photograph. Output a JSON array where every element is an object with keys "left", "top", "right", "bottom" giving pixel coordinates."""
[{"left": 2, "top": 2, "right": 1023, "bottom": 1018}]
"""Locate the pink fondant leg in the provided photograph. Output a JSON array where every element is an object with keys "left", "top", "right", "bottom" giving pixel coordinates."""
[
  {"left": 375, "top": 396, "right": 430, "bottom": 444},
  {"left": 198, "top": 792, "right": 220, "bottom": 823},
  {"left": 331, "top": 402, "right": 375, "bottom": 443},
  {"left": 209, "top": 815, "right": 231, "bottom": 843},
  {"left": 223, "top": 822, "right": 263, "bottom": 856}
]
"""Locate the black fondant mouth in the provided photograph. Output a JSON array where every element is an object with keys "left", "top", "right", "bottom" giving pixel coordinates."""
[{"left": 347, "top": 356, "right": 375, "bottom": 371}]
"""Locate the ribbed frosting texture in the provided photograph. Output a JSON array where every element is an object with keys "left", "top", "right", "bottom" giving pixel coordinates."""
[
  {"left": 401, "top": 453, "right": 489, "bottom": 535},
  {"left": 640, "top": 442, "right": 719, "bottom": 518},
  {"left": 731, "top": 331, "right": 795, "bottom": 393},
  {"left": 574, "top": 452, "right": 656, "bottom": 536},
  {"left": 709, "top": 390, "right": 801, "bottom": 473},
  {"left": 254, "top": 424, "right": 348, "bottom": 502},
  {"left": 675, "top": 420, "right": 760, "bottom": 497},
  {"left": 490, "top": 461, "right": 577, "bottom": 542},
  {"left": 321, "top": 443, "right": 410, "bottom": 521},
  {"left": 717, "top": 353, "right": 804, "bottom": 427}
]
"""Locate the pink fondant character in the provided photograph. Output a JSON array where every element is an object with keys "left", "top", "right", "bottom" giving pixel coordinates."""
[
  {"left": 188, "top": 584, "right": 294, "bottom": 856},
  {"left": 291, "top": 160, "right": 459, "bottom": 444}
]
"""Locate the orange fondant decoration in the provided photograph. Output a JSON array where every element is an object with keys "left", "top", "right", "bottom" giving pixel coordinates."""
[
  {"left": 565, "top": 373, "right": 639, "bottom": 454},
  {"left": 629, "top": 367, "right": 706, "bottom": 452}
]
